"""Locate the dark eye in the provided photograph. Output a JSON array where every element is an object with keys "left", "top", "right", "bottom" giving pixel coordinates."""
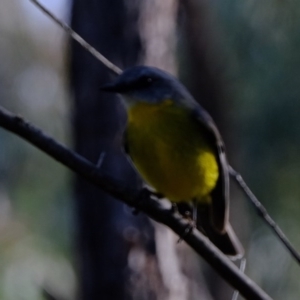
[
  {"left": 141, "top": 76, "right": 153, "bottom": 84},
  {"left": 135, "top": 76, "right": 154, "bottom": 88}
]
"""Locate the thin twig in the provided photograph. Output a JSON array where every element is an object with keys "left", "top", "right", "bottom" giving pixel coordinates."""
[
  {"left": 0, "top": 105, "right": 272, "bottom": 300},
  {"left": 229, "top": 166, "right": 300, "bottom": 264},
  {"left": 29, "top": 0, "right": 122, "bottom": 75},
  {"left": 232, "top": 258, "right": 247, "bottom": 300}
]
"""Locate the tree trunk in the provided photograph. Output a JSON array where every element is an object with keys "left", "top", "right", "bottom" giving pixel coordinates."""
[{"left": 70, "top": 1, "right": 156, "bottom": 299}]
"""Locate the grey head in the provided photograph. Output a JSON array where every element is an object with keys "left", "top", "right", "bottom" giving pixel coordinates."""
[{"left": 101, "top": 66, "right": 197, "bottom": 108}]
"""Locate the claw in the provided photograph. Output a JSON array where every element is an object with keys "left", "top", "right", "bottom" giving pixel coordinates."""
[{"left": 177, "top": 220, "right": 195, "bottom": 243}]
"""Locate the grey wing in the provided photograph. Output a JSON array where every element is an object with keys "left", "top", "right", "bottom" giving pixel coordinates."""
[
  {"left": 193, "top": 107, "right": 229, "bottom": 233},
  {"left": 122, "top": 129, "right": 130, "bottom": 155},
  {"left": 122, "top": 130, "right": 139, "bottom": 170}
]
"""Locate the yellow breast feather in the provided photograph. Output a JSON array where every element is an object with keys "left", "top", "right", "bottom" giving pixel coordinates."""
[{"left": 126, "top": 100, "right": 219, "bottom": 203}]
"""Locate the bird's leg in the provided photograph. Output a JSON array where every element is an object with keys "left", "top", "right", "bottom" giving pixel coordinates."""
[
  {"left": 177, "top": 200, "right": 197, "bottom": 243},
  {"left": 177, "top": 222, "right": 194, "bottom": 243}
]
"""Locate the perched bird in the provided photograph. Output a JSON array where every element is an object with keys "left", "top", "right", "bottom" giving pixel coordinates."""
[{"left": 101, "top": 66, "right": 243, "bottom": 258}]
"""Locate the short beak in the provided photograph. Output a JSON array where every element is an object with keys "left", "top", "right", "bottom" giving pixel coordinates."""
[{"left": 100, "top": 81, "right": 127, "bottom": 93}]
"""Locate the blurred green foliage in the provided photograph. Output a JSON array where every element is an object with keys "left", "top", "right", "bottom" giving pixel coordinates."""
[
  {"left": 0, "top": 0, "right": 74, "bottom": 299},
  {"left": 216, "top": 1, "right": 300, "bottom": 298}
]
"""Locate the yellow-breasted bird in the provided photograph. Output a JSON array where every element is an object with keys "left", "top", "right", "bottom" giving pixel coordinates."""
[{"left": 101, "top": 66, "right": 243, "bottom": 258}]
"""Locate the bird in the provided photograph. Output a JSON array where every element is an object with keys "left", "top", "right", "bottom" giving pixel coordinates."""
[{"left": 101, "top": 65, "right": 243, "bottom": 258}]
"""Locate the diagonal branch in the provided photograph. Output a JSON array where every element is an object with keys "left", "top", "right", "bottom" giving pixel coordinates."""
[
  {"left": 229, "top": 166, "right": 300, "bottom": 264},
  {"left": 29, "top": 0, "right": 122, "bottom": 76},
  {"left": 0, "top": 106, "right": 272, "bottom": 300}
]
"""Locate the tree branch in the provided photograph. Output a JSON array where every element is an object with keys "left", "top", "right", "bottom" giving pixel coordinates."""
[
  {"left": 229, "top": 166, "right": 300, "bottom": 264},
  {"left": 0, "top": 106, "right": 272, "bottom": 300},
  {"left": 29, "top": 0, "right": 122, "bottom": 76}
]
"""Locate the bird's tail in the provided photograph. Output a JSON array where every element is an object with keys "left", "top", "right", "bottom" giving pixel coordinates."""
[{"left": 196, "top": 204, "right": 244, "bottom": 259}]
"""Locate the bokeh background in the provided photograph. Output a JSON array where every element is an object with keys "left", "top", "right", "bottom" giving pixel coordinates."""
[{"left": 1, "top": 0, "right": 300, "bottom": 299}]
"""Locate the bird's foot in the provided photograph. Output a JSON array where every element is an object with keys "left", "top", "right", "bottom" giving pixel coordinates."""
[{"left": 177, "top": 219, "right": 195, "bottom": 243}]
